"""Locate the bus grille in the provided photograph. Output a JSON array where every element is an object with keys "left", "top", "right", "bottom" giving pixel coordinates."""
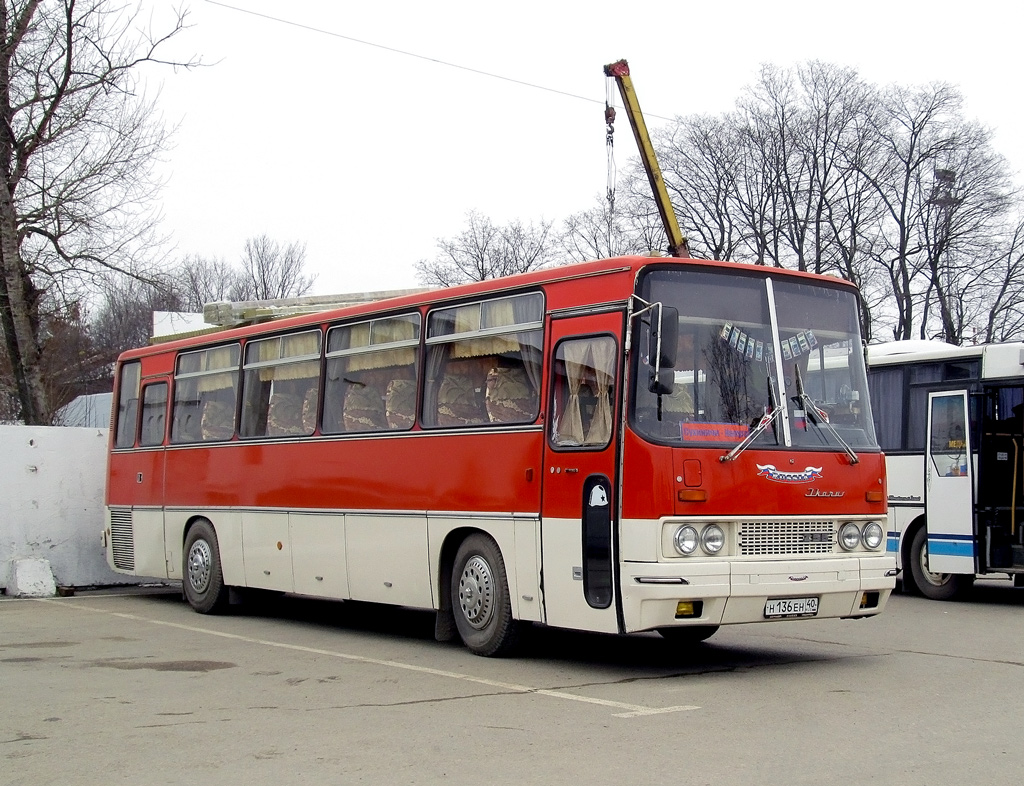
[
  {"left": 739, "top": 520, "right": 835, "bottom": 556},
  {"left": 109, "top": 509, "right": 135, "bottom": 571}
]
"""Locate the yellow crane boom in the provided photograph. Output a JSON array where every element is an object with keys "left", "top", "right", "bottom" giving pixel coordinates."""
[{"left": 604, "top": 59, "right": 689, "bottom": 258}]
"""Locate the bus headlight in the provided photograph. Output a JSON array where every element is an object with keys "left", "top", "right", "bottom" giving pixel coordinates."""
[
  {"left": 701, "top": 524, "right": 725, "bottom": 554},
  {"left": 862, "top": 522, "right": 884, "bottom": 550},
  {"left": 673, "top": 525, "right": 699, "bottom": 555},
  {"left": 839, "top": 522, "right": 862, "bottom": 551}
]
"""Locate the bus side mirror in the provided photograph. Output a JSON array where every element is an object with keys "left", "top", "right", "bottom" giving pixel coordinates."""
[{"left": 649, "top": 306, "right": 679, "bottom": 369}]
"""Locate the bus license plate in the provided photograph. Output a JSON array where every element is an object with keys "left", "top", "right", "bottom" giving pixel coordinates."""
[{"left": 764, "top": 597, "right": 819, "bottom": 618}]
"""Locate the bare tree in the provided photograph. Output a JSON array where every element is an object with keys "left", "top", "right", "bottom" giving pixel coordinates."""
[
  {"left": 235, "top": 235, "right": 315, "bottom": 301},
  {"left": 0, "top": 1, "right": 197, "bottom": 423},
  {"left": 654, "top": 114, "right": 743, "bottom": 261},
  {"left": 91, "top": 276, "right": 183, "bottom": 359},
  {"left": 173, "top": 254, "right": 249, "bottom": 310},
  {"left": 857, "top": 83, "right": 965, "bottom": 340},
  {"left": 558, "top": 194, "right": 664, "bottom": 262},
  {"left": 90, "top": 239, "right": 316, "bottom": 359},
  {"left": 621, "top": 61, "right": 1024, "bottom": 344},
  {"left": 984, "top": 216, "right": 1024, "bottom": 341},
  {"left": 415, "top": 210, "right": 556, "bottom": 287}
]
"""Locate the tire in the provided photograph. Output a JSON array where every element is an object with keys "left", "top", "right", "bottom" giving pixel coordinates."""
[
  {"left": 907, "top": 526, "right": 972, "bottom": 600},
  {"left": 657, "top": 626, "right": 719, "bottom": 645},
  {"left": 451, "top": 534, "right": 520, "bottom": 657},
  {"left": 183, "top": 520, "right": 229, "bottom": 614}
]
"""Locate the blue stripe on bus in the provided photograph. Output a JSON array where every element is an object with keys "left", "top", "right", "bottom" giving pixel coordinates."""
[
  {"left": 886, "top": 535, "right": 900, "bottom": 553},
  {"left": 926, "top": 538, "right": 975, "bottom": 558}
]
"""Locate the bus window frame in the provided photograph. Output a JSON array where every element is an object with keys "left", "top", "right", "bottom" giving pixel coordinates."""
[
  {"left": 547, "top": 332, "right": 619, "bottom": 452},
  {"left": 240, "top": 328, "right": 323, "bottom": 440},
  {"left": 170, "top": 342, "right": 242, "bottom": 444},
  {"left": 421, "top": 292, "right": 544, "bottom": 431},
  {"left": 114, "top": 360, "right": 142, "bottom": 449},
  {"left": 322, "top": 311, "right": 422, "bottom": 435},
  {"left": 139, "top": 381, "right": 169, "bottom": 448}
]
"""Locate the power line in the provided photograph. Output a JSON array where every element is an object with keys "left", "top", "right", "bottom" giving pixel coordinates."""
[{"left": 204, "top": 1, "right": 673, "bottom": 121}]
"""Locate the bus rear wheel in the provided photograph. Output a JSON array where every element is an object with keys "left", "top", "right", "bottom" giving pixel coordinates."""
[
  {"left": 183, "top": 520, "right": 229, "bottom": 614},
  {"left": 451, "top": 534, "right": 520, "bottom": 657},
  {"left": 907, "top": 526, "right": 972, "bottom": 601}
]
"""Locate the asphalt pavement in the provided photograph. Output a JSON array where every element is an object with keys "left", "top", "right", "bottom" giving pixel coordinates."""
[{"left": 2, "top": 580, "right": 1022, "bottom": 785}]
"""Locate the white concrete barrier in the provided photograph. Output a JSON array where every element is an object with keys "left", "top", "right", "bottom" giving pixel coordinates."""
[
  {"left": 6, "top": 557, "right": 58, "bottom": 597},
  {"left": 1, "top": 425, "right": 142, "bottom": 591}
]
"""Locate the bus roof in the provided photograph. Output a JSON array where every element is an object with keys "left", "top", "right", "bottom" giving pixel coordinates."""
[
  {"left": 868, "top": 340, "right": 1024, "bottom": 380},
  {"left": 117, "top": 255, "right": 860, "bottom": 362}
]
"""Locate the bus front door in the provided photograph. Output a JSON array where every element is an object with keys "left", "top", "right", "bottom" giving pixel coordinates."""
[
  {"left": 925, "top": 390, "right": 977, "bottom": 574},
  {"left": 541, "top": 312, "right": 624, "bottom": 634}
]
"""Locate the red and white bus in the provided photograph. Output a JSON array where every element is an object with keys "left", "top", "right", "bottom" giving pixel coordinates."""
[{"left": 104, "top": 255, "right": 895, "bottom": 656}]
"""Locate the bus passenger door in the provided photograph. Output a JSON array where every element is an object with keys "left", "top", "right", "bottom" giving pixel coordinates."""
[
  {"left": 541, "top": 313, "right": 624, "bottom": 634},
  {"left": 925, "top": 390, "right": 976, "bottom": 574}
]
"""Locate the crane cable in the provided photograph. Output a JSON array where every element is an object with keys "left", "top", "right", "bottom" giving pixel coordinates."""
[{"left": 605, "top": 75, "right": 617, "bottom": 252}]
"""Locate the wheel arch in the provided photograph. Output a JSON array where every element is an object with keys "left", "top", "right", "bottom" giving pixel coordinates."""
[
  {"left": 900, "top": 514, "right": 928, "bottom": 575},
  {"left": 181, "top": 513, "right": 214, "bottom": 546},
  {"left": 174, "top": 511, "right": 245, "bottom": 588},
  {"left": 436, "top": 526, "right": 488, "bottom": 615}
]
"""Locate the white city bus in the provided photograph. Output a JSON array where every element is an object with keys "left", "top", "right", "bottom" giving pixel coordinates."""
[{"left": 867, "top": 340, "right": 1024, "bottom": 598}]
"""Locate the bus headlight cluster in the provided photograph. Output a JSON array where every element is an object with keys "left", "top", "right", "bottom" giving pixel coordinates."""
[
  {"left": 673, "top": 524, "right": 726, "bottom": 556},
  {"left": 839, "top": 521, "right": 885, "bottom": 551}
]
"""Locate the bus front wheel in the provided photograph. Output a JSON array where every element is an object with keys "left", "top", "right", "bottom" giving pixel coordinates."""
[
  {"left": 907, "top": 526, "right": 972, "bottom": 601},
  {"left": 183, "top": 520, "right": 229, "bottom": 614},
  {"left": 451, "top": 534, "right": 520, "bottom": 657}
]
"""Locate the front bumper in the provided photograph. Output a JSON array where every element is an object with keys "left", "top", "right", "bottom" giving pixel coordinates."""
[{"left": 620, "top": 554, "right": 896, "bottom": 633}]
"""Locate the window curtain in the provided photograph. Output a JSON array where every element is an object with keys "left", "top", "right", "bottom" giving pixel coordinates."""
[
  {"left": 512, "top": 296, "right": 542, "bottom": 394},
  {"left": 556, "top": 342, "right": 589, "bottom": 445},
  {"left": 586, "top": 338, "right": 616, "bottom": 445},
  {"left": 867, "top": 367, "right": 904, "bottom": 451}
]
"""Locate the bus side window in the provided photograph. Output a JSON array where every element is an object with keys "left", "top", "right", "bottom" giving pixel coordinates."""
[
  {"left": 139, "top": 382, "right": 168, "bottom": 447},
  {"left": 423, "top": 294, "right": 543, "bottom": 429},
  {"left": 551, "top": 336, "right": 617, "bottom": 448},
  {"left": 241, "top": 331, "right": 321, "bottom": 439},
  {"left": 172, "top": 344, "right": 240, "bottom": 443},
  {"left": 324, "top": 314, "right": 421, "bottom": 434},
  {"left": 114, "top": 361, "right": 141, "bottom": 449}
]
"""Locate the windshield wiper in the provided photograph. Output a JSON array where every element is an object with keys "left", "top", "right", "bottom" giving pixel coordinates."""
[
  {"left": 720, "top": 375, "right": 783, "bottom": 462},
  {"left": 793, "top": 365, "right": 859, "bottom": 464}
]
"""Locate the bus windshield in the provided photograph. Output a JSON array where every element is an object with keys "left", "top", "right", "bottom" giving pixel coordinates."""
[{"left": 633, "top": 268, "right": 878, "bottom": 452}]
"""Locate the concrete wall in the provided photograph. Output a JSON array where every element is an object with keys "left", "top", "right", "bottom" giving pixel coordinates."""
[{"left": 1, "top": 425, "right": 138, "bottom": 590}]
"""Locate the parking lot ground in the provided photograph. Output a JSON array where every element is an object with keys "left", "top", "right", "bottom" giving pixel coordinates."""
[{"left": 2, "top": 580, "right": 1023, "bottom": 785}]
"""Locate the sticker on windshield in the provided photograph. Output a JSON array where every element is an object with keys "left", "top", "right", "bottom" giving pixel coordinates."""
[{"left": 682, "top": 422, "right": 749, "bottom": 443}]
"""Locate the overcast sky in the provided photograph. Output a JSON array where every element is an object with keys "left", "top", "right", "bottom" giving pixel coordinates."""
[{"left": 150, "top": 0, "right": 1024, "bottom": 298}]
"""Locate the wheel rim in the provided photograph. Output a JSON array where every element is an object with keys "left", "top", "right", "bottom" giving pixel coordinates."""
[
  {"left": 187, "top": 539, "right": 213, "bottom": 594},
  {"left": 918, "top": 540, "right": 951, "bottom": 587},
  {"left": 457, "top": 555, "right": 494, "bottom": 630}
]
